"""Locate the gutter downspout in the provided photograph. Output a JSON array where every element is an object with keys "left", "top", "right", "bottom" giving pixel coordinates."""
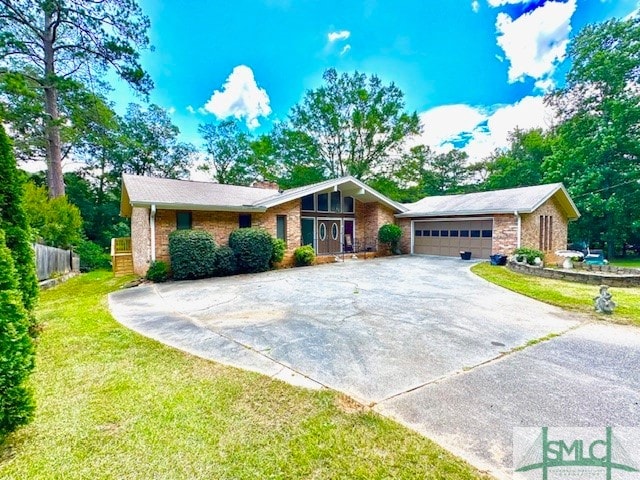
[
  {"left": 515, "top": 210, "right": 521, "bottom": 248},
  {"left": 150, "top": 204, "right": 157, "bottom": 262}
]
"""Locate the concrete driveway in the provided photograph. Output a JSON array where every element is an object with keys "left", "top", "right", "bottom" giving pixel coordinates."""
[{"left": 109, "top": 256, "right": 640, "bottom": 479}]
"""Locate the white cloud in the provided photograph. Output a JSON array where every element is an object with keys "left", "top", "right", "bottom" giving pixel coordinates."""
[
  {"left": 186, "top": 105, "right": 195, "bottom": 114},
  {"left": 472, "top": 0, "right": 480, "bottom": 13},
  {"left": 202, "top": 65, "right": 271, "bottom": 129},
  {"left": 167, "top": 106, "right": 176, "bottom": 115},
  {"left": 488, "top": 0, "right": 532, "bottom": 6},
  {"left": 495, "top": 0, "right": 577, "bottom": 83},
  {"left": 414, "top": 96, "right": 556, "bottom": 163},
  {"left": 328, "top": 30, "right": 350, "bottom": 42},
  {"left": 340, "top": 44, "right": 351, "bottom": 56}
]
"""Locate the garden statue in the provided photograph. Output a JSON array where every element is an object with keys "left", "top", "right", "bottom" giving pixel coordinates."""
[{"left": 594, "top": 285, "right": 616, "bottom": 314}]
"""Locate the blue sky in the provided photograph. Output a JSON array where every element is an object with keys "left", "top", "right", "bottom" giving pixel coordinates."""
[{"left": 111, "top": 0, "right": 637, "bottom": 171}]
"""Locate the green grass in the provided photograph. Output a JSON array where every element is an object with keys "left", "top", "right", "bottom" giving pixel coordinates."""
[
  {"left": 610, "top": 257, "right": 640, "bottom": 268},
  {"left": 472, "top": 263, "right": 640, "bottom": 326},
  {"left": 0, "top": 272, "right": 488, "bottom": 480}
]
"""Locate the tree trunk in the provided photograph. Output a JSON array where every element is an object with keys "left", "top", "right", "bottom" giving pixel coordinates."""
[{"left": 43, "top": 9, "right": 65, "bottom": 198}]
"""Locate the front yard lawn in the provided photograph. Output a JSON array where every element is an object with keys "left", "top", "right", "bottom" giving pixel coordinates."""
[
  {"left": 0, "top": 271, "right": 488, "bottom": 480},
  {"left": 471, "top": 263, "right": 640, "bottom": 326},
  {"left": 610, "top": 257, "right": 640, "bottom": 268}
]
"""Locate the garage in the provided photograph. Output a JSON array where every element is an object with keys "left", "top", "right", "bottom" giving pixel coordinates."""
[{"left": 413, "top": 219, "right": 493, "bottom": 259}]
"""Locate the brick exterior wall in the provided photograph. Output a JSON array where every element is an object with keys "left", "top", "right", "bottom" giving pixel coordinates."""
[
  {"left": 520, "top": 196, "right": 569, "bottom": 264},
  {"left": 361, "top": 202, "right": 396, "bottom": 253},
  {"left": 397, "top": 218, "right": 411, "bottom": 254},
  {"left": 131, "top": 207, "right": 150, "bottom": 275},
  {"left": 152, "top": 199, "right": 302, "bottom": 268},
  {"left": 492, "top": 214, "right": 518, "bottom": 255}
]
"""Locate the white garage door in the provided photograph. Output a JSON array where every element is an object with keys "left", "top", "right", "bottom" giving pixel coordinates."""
[{"left": 413, "top": 219, "right": 493, "bottom": 259}]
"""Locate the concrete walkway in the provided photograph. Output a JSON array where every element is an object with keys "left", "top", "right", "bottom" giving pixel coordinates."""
[{"left": 108, "top": 256, "right": 640, "bottom": 479}]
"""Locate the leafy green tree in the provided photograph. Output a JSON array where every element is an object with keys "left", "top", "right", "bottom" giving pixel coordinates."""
[
  {"left": 0, "top": 126, "right": 38, "bottom": 313},
  {"left": 479, "top": 128, "right": 552, "bottom": 191},
  {"left": 23, "top": 182, "right": 83, "bottom": 249},
  {"left": 0, "top": 229, "right": 35, "bottom": 439},
  {"left": 544, "top": 17, "right": 640, "bottom": 257},
  {"left": 269, "top": 126, "right": 327, "bottom": 188},
  {"left": 199, "top": 119, "right": 253, "bottom": 185},
  {"left": 0, "top": 0, "right": 153, "bottom": 197},
  {"left": 289, "top": 68, "right": 420, "bottom": 180},
  {"left": 114, "top": 103, "right": 194, "bottom": 179}
]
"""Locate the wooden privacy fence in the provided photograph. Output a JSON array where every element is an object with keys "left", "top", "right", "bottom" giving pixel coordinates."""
[
  {"left": 111, "top": 237, "right": 133, "bottom": 276},
  {"left": 33, "top": 244, "right": 80, "bottom": 281}
]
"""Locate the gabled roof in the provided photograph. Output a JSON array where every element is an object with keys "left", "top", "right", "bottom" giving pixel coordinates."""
[
  {"left": 120, "top": 174, "right": 407, "bottom": 217},
  {"left": 396, "top": 183, "right": 580, "bottom": 219}
]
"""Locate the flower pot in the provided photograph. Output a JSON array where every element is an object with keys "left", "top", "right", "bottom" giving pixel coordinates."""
[{"left": 460, "top": 251, "right": 472, "bottom": 260}]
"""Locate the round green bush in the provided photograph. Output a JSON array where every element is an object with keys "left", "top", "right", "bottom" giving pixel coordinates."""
[
  {"left": 169, "top": 230, "right": 217, "bottom": 280},
  {"left": 271, "top": 238, "right": 286, "bottom": 266},
  {"left": 146, "top": 260, "right": 169, "bottom": 282},
  {"left": 294, "top": 245, "right": 316, "bottom": 266},
  {"left": 228, "top": 228, "right": 274, "bottom": 273},
  {"left": 75, "top": 239, "right": 111, "bottom": 272},
  {"left": 514, "top": 247, "right": 545, "bottom": 265},
  {"left": 378, "top": 223, "right": 403, "bottom": 254},
  {"left": 213, "top": 246, "right": 237, "bottom": 277}
]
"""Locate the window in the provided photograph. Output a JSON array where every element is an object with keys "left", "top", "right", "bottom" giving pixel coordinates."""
[
  {"left": 301, "top": 218, "right": 314, "bottom": 247},
  {"left": 319, "top": 223, "right": 327, "bottom": 240},
  {"left": 331, "top": 223, "right": 339, "bottom": 240},
  {"left": 276, "top": 215, "right": 287, "bottom": 242},
  {"left": 317, "top": 193, "right": 329, "bottom": 212},
  {"left": 432, "top": 230, "right": 440, "bottom": 237},
  {"left": 176, "top": 211, "right": 192, "bottom": 230},
  {"left": 470, "top": 230, "right": 481, "bottom": 238},
  {"left": 460, "top": 230, "right": 469, "bottom": 237},
  {"left": 423, "top": 230, "right": 431, "bottom": 237},
  {"left": 301, "top": 194, "right": 314, "bottom": 211},
  {"left": 415, "top": 230, "right": 423, "bottom": 237},
  {"left": 482, "top": 230, "right": 492, "bottom": 238},
  {"left": 440, "top": 230, "right": 449, "bottom": 237},
  {"left": 330, "top": 191, "right": 341, "bottom": 213},
  {"left": 539, "top": 215, "right": 554, "bottom": 251},
  {"left": 343, "top": 196, "right": 354, "bottom": 213},
  {"left": 450, "top": 230, "right": 459, "bottom": 237},
  {"left": 239, "top": 214, "right": 251, "bottom": 228}
]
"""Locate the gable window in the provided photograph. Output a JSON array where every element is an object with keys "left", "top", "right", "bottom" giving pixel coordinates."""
[
  {"left": 176, "top": 211, "right": 192, "bottom": 230},
  {"left": 239, "top": 214, "right": 252, "bottom": 228},
  {"left": 301, "top": 194, "right": 314, "bottom": 211},
  {"left": 330, "top": 191, "right": 341, "bottom": 213},
  {"left": 276, "top": 215, "right": 287, "bottom": 242},
  {"left": 317, "top": 193, "right": 329, "bottom": 212},
  {"left": 343, "top": 196, "right": 354, "bottom": 213}
]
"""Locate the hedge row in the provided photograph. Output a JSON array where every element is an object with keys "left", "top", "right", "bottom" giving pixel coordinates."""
[{"left": 156, "top": 228, "right": 289, "bottom": 282}]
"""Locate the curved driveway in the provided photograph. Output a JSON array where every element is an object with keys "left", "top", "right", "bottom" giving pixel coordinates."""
[{"left": 109, "top": 256, "right": 640, "bottom": 479}]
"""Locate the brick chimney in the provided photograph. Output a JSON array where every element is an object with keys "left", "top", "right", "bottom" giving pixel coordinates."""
[{"left": 252, "top": 180, "right": 280, "bottom": 190}]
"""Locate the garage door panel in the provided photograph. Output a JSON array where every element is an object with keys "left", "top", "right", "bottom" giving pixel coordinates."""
[{"left": 414, "top": 218, "right": 493, "bottom": 258}]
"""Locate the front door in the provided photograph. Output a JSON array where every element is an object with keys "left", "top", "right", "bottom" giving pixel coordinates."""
[{"left": 317, "top": 219, "right": 341, "bottom": 254}]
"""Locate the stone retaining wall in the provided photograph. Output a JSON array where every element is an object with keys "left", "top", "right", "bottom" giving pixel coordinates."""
[{"left": 507, "top": 261, "right": 640, "bottom": 288}]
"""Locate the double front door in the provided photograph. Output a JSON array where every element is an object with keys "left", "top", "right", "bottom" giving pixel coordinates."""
[{"left": 302, "top": 218, "right": 354, "bottom": 255}]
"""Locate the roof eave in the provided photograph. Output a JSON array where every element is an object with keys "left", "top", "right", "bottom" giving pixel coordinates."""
[
  {"left": 396, "top": 208, "right": 531, "bottom": 218},
  {"left": 128, "top": 201, "right": 267, "bottom": 214}
]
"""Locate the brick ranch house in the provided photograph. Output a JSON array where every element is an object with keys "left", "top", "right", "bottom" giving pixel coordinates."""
[{"left": 119, "top": 174, "right": 579, "bottom": 275}]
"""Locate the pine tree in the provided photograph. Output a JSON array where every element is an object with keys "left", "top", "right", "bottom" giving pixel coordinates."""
[
  {"left": 0, "top": 229, "right": 35, "bottom": 438},
  {"left": 0, "top": 125, "right": 38, "bottom": 314}
]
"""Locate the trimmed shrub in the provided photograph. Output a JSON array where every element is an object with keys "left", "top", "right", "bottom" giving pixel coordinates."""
[
  {"left": 514, "top": 247, "right": 545, "bottom": 265},
  {"left": 169, "top": 230, "right": 217, "bottom": 280},
  {"left": 146, "top": 260, "right": 169, "bottom": 282},
  {"left": 271, "top": 238, "right": 286, "bottom": 266},
  {"left": 213, "top": 246, "right": 237, "bottom": 277},
  {"left": 0, "top": 126, "right": 38, "bottom": 313},
  {"left": 378, "top": 223, "right": 403, "bottom": 254},
  {"left": 228, "top": 228, "right": 274, "bottom": 273},
  {"left": 75, "top": 239, "right": 111, "bottom": 272},
  {"left": 0, "top": 229, "right": 35, "bottom": 439},
  {"left": 294, "top": 245, "right": 316, "bottom": 266}
]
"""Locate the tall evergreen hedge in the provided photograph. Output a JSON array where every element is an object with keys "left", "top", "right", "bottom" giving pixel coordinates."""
[
  {"left": 0, "top": 126, "right": 38, "bottom": 314},
  {"left": 0, "top": 230, "right": 35, "bottom": 439}
]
